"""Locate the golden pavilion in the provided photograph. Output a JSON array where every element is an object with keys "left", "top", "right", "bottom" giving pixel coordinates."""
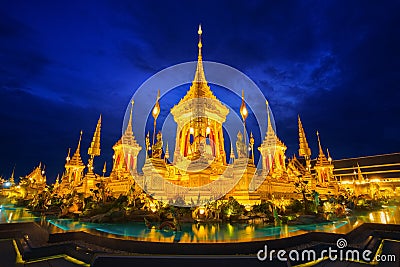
[{"left": 10, "top": 26, "right": 400, "bottom": 204}]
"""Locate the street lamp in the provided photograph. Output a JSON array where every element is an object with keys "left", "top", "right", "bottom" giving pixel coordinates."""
[
  {"left": 152, "top": 90, "right": 161, "bottom": 146},
  {"left": 240, "top": 90, "right": 248, "bottom": 155}
]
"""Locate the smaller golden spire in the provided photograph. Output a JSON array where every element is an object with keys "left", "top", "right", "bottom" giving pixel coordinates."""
[
  {"left": 102, "top": 161, "right": 107, "bottom": 176},
  {"left": 68, "top": 131, "right": 84, "bottom": 167},
  {"left": 66, "top": 148, "right": 71, "bottom": 162},
  {"left": 88, "top": 115, "right": 102, "bottom": 157},
  {"left": 250, "top": 132, "right": 255, "bottom": 162},
  {"left": 266, "top": 100, "right": 273, "bottom": 132},
  {"left": 316, "top": 131, "right": 329, "bottom": 166},
  {"left": 316, "top": 131, "right": 323, "bottom": 155},
  {"left": 193, "top": 24, "right": 207, "bottom": 84},
  {"left": 298, "top": 115, "right": 311, "bottom": 158},
  {"left": 327, "top": 148, "right": 332, "bottom": 163},
  {"left": 77, "top": 130, "right": 83, "bottom": 154},
  {"left": 126, "top": 99, "right": 134, "bottom": 134}
]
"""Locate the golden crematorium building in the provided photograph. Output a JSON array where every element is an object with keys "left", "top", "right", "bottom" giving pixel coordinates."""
[{"left": 15, "top": 26, "right": 400, "bottom": 204}]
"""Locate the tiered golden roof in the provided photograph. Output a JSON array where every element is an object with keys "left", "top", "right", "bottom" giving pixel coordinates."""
[
  {"left": 68, "top": 131, "right": 85, "bottom": 167},
  {"left": 298, "top": 115, "right": 311, "bottom": 158},
  {"left": 315, "top": 131, "right": 330, "bottom": 166},
  {"left": 179, "top": 25, "right": 217, "bottom": 103}
]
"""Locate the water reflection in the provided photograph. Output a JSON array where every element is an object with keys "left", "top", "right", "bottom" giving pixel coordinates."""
[
  {"left": 0, "top": 204, "right": 39, "bottom": 223},
  {"left": 1, "top": 204, "right": 400, "bottom": 243}
]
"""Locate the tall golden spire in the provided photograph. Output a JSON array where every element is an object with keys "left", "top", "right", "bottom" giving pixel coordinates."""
[
  {"left": 298, "top": 115, "right": 311, "bottom": 159},
  {"left": 316, "top": 131, "right": 323, "bottom": 155},
  {"left": 69, "top": 131, "right": 84, "bottom": 166},
  {"left": 316, "top": 131, "right": 329, "bottom": 166},
  {"left": 266, "top": 100, "right": 274, "bottom": 133},
  {"left": 76, "top": 131, "right": 82, "bottom": 155},
  {"left": 193, "top": 24, "right": 207, "bottom": 84},
  {"left": 125, "top": 100, "right": 134, "bottom": 134},
  {"left": 102, "top": 161, "right": 107, "bottom": 177},
  {"left": 88, "top": 115, "right": 102, "bottom": 156},
  {"left": 179, "top": 25, "right": 217, "bottom": 103}
]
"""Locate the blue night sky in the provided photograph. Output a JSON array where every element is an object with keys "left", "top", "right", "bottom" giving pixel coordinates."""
[{"left": 0, "top": 1, "right": 399, "bottom": 182}]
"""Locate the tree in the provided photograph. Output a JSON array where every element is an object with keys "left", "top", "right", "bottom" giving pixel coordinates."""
[{"left": 294, "top": 176, "right": 310, "bottom": 214}]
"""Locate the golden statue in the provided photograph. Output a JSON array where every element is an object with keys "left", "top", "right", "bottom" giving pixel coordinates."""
[{"left": 152, "top": 132, "right": 163, "bottom": 158}]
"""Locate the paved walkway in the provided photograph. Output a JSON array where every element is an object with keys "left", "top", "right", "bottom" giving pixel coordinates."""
[{"left": 0, "top": 222, "right": 399, "bottom": 267}]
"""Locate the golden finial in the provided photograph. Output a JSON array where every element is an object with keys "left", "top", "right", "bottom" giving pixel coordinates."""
[
  {"left": 240, "top": 90, "right": 248, "bottom": 121},
  {"left": 152, "top": 90, "right": 161, "bottom": 120},
  {"left": 266, "top": 99, "right": 274, "bottom": 131},
  {"left": 102, "top": 161, "right": 107, "bottom": 176},
  {"left": 126, "top": 99, "right": 134, "bottom": 134},
  {"left": 192, "top": 24, "right": 207, "bottom": 84},
  {"left": 198, "top": 24, "right": 202, "bottom": 50},
  {"left": 316, "top": 130, "right": 325, "bottom": 156},
  {"left": 130, "top": 99, "right": 134, "bottom": 118},
  {"left": 66, "top": 147, "right": 71, "bottom": 162},
  {"left": 76, "top": 130, "right": 83, "bottom": 152},
  {"left": 327, "top": 148, "right": 332, "bottom": 162}
]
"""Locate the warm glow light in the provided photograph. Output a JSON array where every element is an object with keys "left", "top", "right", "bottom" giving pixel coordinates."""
[
  {"left": 190, "top": 127, "right": 194, "bottom": 135},
  {"left": 199, "top": 207, "right": 205, "bottom": 215},
  {"left": 206, "top": 126, "right": 210, "bottom": 135},
  {"left": 152, "top": 106, "right": 159, "bottom": 116},
  {"left": 242, "top": 107, "right": 247, "bottom": 116},
  {"left": 149, "top": 203, "right": 157, "bottom": 213}
]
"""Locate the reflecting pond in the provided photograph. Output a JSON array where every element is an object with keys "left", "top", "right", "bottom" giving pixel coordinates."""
[{"left": 1, "top": 204, "right": 400, "bottom": 243}]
